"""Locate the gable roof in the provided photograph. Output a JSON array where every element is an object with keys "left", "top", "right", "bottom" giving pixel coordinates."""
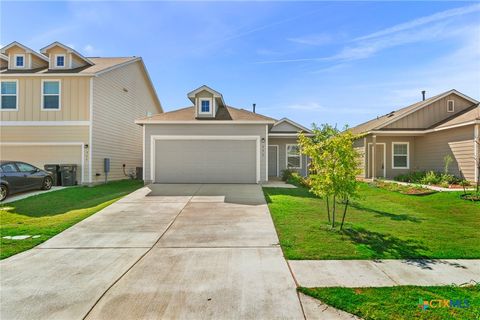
[
  {"left": 40, "top": 41, "right": 94, "bottom": 65},
  {"left": 0, "top": 41, "right": 49, "bottom": 62},
  {"left": 272, "top": 118, "right": 313, "bottom": 133},
  {"left": 432, "top": 103, "right": 480, "bottom": 130},
  {"left": 350, "top": 89, "right": 479, "bottom": 134},
  {"left": 0, "top": 57, "right": 138, "bottom": 75},
  {"left": 136, "top": 105, "right": 276, "bottom": 124},
  {"left": 187, "top": 85, "right": 226, "bottom": 106}
]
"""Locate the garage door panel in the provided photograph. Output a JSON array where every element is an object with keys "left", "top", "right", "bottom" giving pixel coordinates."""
[{"left": 155, "top": 140, "right": 256, "bottom": 183}]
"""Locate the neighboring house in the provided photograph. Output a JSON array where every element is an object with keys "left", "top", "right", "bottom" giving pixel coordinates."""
[
  {"left": 0, "top": 41, "right": 162, "bottom": 184},
  {"left": 350, "top": 89, "right": 479, "bottom": 182},
  {"left": 136, "top": 85, "right": 312, "bottom": 184}
]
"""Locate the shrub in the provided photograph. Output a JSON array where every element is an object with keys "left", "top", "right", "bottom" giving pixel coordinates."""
[
  {"left": 281, "top": 169, "right": 295, "bottom": 181},
  {"left": 421, "top": 171, "right": 441, "bottom": 185},
  {"left": 394, "top": 171, "right": 426, "bottom": 183}
]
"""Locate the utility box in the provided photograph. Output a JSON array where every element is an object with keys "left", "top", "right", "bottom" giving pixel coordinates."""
[
  {"left": 104, "top": 158, "right": 110, "bottom": 173},
  {"left": 44, "top": 164, "right": 61, "bottom": 186},
  {"left": 135, "top": 167, "right": 143, "bottom": 180},
  {"left": 60, "top": 164, "right": 78, "bottom": 186}
]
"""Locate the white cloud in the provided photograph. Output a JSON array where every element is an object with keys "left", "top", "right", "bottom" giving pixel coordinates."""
[
  {"left": 355, "top": 3, "right": 480, "bottom": 41},
  {"left": 83, "top": 44, "right": 96, "bottom": 55},
  {"left": 287, "top": 33, "right": 331, "bottom": 46}
]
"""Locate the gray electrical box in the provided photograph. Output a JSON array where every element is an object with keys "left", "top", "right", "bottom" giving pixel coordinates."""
[{"left": 104, "top": 158, "right": 110, "bottom": 173}]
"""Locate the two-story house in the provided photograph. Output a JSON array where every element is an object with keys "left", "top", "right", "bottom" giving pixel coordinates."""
[
  {"left": 0, "top": 41, "right": 162, "bottom": 184},
  {"left": 136, "top": 85, "right": 312, "bottom": 184},
  {"left": 350, "top": 89, "right": 479, "bottom": 182}
]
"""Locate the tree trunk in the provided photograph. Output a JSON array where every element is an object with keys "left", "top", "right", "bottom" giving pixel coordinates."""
[
  {"left": 332, "top": 195, "right": 336, "bottom": 228},
  {"left": 340, "top": 199, "right": 349, "bottom": 230},
  {"left": 326, "top": 197, "right": 331, "bottom": 222}
]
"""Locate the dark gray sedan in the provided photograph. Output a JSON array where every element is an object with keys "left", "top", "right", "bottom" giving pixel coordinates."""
[{"left": 0, "top": 161, "right": 54, "bottom": 201}]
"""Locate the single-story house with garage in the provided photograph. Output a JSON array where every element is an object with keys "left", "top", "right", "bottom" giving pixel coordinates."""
[
  {"left": 136, "top": 85, "right": 313, "bottom": 184},
  {"left": 350, "top": 89, "right": 479, "bottom": 182}
]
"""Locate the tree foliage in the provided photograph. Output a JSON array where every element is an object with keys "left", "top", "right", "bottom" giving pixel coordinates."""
[{"left": 298, "top": 124, "right": 361, "bottom": 229}]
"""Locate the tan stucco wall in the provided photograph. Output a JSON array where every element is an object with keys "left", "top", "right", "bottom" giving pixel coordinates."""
[
  {"left": 385, "top": 93, "right": 474, "bottom": 129},
  {"left": 91, "top": 60, "right": 161, "bottom": 183},
  {"left": 414, "top": 126, "right": 475, "bottom": 181},
  {"left": 0, "top": 75, "right": 91, "bottom": 121}
]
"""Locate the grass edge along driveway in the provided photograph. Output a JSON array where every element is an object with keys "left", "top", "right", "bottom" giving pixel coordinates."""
[
  {"left": 0, "top": 180, "right": 143, "bottom": 259},
  {"left": 299, "top": 285, "right": 480, "bottom": 320},
  {"left": 263, "top": 183, "right": 480, "bottom": 260}
]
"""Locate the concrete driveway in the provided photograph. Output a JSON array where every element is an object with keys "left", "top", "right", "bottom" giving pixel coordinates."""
[{"left": 1, "top": 184, "right": 304, "bottom": 320}]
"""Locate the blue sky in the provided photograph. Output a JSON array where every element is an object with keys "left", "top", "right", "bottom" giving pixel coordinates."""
[{"left": 2, "top": 1, "right": 479, "bottom": 128}]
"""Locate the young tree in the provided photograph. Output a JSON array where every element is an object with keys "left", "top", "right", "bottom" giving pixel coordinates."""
[{"left": 298, "top": 125, "right": 361, "bottom": 229}]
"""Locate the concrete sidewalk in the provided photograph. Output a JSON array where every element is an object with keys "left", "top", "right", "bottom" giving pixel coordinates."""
[{"left": 289, "top": 259, "right": 480, "bottom": 288}]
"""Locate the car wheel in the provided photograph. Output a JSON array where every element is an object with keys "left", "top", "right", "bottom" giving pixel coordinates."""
[
  {"left": 42, "top": 177, "right": 53, "bottom": 190},
  {"left": 0, "top": 184, "right": 8, "bottom": 202}
]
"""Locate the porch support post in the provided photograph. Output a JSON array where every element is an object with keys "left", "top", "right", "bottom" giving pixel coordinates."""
[
  {"left": 372, "top": 135, "right": 377, "bottom": 180},
  {"left": 475, "top": 124, "right": 479, "bottom": 183},
  {"left": 363, "top": 137, "right": 368, "bottom": 178}
]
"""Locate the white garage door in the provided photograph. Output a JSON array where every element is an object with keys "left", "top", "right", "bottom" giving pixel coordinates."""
[
  {"left": 0, "top": 144, "right": 83, "bottom": 182},
  {"left": 154, "top": 139, "right": 257, "bottom": 183}
]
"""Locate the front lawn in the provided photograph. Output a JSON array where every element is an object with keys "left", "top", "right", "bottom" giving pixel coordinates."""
[
  {"left": 299, "top": 285, "right": 480, "bottom": 320},
  {"left": 263, "top": 183, "right": 480, "bottom": 260},
  {"left": 0, "top": 180, "right": 143, "bottom": 259}
]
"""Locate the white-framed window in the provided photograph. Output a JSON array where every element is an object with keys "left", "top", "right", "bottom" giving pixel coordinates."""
[
  {"left": 286, "top": 144, "right": 302, "bottom": 169},
  {"left": 392, "top": 142, "right": 409, "bottom": 169},
  {"left": 55, "top": 54, "right": 66, "bottom": 68},
  {"left": 1, "top": 80, "right": 18, "bottom": 110},
  {"left": 14, "top": 54, "right": 25, "bottom": 68},
  {"left": 199, "top": 99, "right": 210, "bottom": 113},
  {"left": 447, "top": 100, "right": 455, "bottom": 113},
  {"left": 41, "top": 80, "right": 61, "bottom": 110}
]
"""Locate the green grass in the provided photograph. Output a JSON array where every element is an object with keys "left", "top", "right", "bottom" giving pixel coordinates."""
[
  {"left": 0, "top": 180, "right": 143, "bottom": 259},
  {"left": 263, "top": 183, "right": 480, "bottom": 260},
  {"left": 299, "top": 285, "right": 480, "bottom": 320}
]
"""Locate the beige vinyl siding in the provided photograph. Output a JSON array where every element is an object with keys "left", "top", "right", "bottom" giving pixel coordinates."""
[
  {"left": 92, "top": 60, "right": 161, "bottom": 182},
  {"left": 353, "top": 138, "right": 366, "bottom": 177},
  {"left": 414, "top": 126, "right": 475, "bottom": 181},
  {"left": 268, "top": 137, "right": 308, "bottom": 177},
  {"left": 0, "top": 126, "right": 88, "bottom": 142},
  {"left": 0, "top": 76, "right": 91, "bottom": 121},
  {"left": 31, "top": 55, "right": 47, "bottom": 69},
  {"left": 144, "top": 124, "right": 267, "bottom": 183},
  {"left": 0, "top": 126, "right": 89, "bottom": 183},
  {"left": 385, "top": 94, "right": 474, "bottom": 129}
]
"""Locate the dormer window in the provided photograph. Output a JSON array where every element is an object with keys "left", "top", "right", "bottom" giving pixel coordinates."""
[
  {"left": 201, "top": 100, "right": 210, "bottom": 113},
  {"left": 55, "top": 54, "right": 65, "bottom": 68},
  {"left": 447, "top": 100, "right": 454, "bottom": 113},
  {"left": 15, "top": 54, "right": 25, "bottom": 68}
]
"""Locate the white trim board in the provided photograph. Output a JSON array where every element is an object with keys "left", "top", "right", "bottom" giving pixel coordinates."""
[
  {"left": 285, "top": 143, "right": 302, "bottom": 170},
  {"left": 367, "top": 142, "right": 387, "bottom": 178},
  {"left": 391, "top": 142, "right": 410, "bottom": 170},
  {"left": 0, "top": 121, "right": 90, "bottom": 126},
  {"left": 265, "top": 125, "right": 269, "bottom": 181},
  {"left": 0, "top": 142, "right": 85, "bottom": 184},
  {"left": 149, "top": 135, "right": 261, "bottom": 183}
]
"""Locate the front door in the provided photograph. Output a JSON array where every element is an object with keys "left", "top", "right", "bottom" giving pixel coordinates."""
[
  {"left": 268, "top": 146, "right": 278, "bottom": 177},
  {"left": 368, "top": 144, "right": 385, "bottom": 178}
]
